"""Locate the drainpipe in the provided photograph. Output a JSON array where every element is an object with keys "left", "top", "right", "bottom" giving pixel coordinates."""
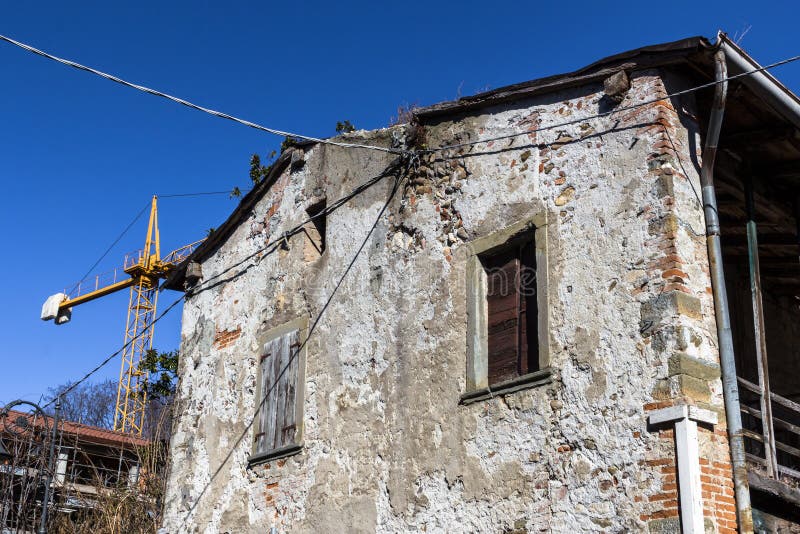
[{"left": 701, "top": 47, "right": 753, "bottom": 533}]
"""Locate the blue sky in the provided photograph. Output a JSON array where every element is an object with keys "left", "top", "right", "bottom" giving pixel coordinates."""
[{"left": 1, "top": 1, "right": 798, "bottom": 406}]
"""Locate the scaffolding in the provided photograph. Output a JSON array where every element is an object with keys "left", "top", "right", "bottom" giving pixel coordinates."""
[{"left": 0, "top": 410, "right": 152, "bottom": 532}]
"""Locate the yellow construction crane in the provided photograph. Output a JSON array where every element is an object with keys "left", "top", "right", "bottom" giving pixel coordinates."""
[{"left": 41, "top": 196, "right": 202, "bottom": 435}]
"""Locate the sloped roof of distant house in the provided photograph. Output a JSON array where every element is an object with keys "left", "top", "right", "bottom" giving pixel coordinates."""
[
  {"left": 0, "top": 409, "right": 149, "bottom": 448},
  {"left": 164, "top": 33, "right": 800, "bottom": 290}
]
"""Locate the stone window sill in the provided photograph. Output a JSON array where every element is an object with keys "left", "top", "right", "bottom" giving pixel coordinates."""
[
  {"left": 460, "top": 367, "right": 553, "bottom": 405},
  {"left": 247, "top": 443, "right": 303, "bottom": 467}
]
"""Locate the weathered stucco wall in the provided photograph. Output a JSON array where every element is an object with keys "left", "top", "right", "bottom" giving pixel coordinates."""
[{"left": 162, "top": 68, "right": 738, "bottom": 533}]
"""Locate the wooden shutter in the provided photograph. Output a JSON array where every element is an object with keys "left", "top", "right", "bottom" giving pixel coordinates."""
[
  {"left": 485, "top": 238, "right": 538, "bottom": 386},
  {"left": 255, "top": 329, "right": 300, "bottom": 454},
  {"left": 486, "top": 249, "right": 521, "bottom": 385}
]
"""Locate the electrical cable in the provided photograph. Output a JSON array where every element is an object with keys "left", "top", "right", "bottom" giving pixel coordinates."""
[
  {"left": 72, "top": 202, "right": 149, "bottom": 289},
  {"left": 39, "top": 158, "right": 406, "bottom": 413},
  {"left": 1, "top": 33, "right": 796, "bottom": 161},
  {"left": 0, "top": 33, "right": 404, "bottom": 156},
  {"left": 158, "top": 191, "right": 243, "bottom": 198}
]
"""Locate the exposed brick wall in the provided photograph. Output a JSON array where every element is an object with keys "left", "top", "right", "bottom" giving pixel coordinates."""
[
  {"left": 633, "top": 72, "right": 740, "bottom": 533},
  {"left": 641, "top": 401, "right": 680, "bottom": 526},
  {"left": 213, "top": 326, "right": 242, "bottom": 349},
  {"left": 637, "top": 417, "right": 737, "bottom": 532},
  {"left": 700, "top": 455, "right": 737, "bottom": 532},
  {"left": 638, "top": 454, "right": 679, "bottom": 523}
]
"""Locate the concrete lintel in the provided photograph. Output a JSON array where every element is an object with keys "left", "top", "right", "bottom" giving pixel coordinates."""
[{"left": 649, "top": 404, "right": 718, "bottom": 426}]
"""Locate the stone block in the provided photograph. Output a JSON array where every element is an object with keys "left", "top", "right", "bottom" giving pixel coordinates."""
[
  {"left": 673, "top": 374, "right": 711, "bottom": 403},
  {"left": 648, "top": 213, "right": 679, "bottom": 237},
  {"left": 667, "top": 352, "right": 720, "bottom": 381},
  {"left": 640, "top": 291, "right": 702, "bottom": 334},
  {"left": 648, "top": 517, "right": 680, "bottom": 533},
  {"left": 603, "top": 70, "right": 630, "bottom": 103}
]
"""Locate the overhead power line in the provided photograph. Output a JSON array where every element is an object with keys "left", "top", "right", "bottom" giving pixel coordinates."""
[
  {"left": 73, "top": 202, "right": 149, "bottom": 288},
  {"left": 14, "top": 29, "right": 799, "bottom": 430},
  {"left": 1, "top": 33, "right": 797, "bottom": 159},
  {"left": 159, "top": 190, "right": 248, "bottom": 198},
  {"left": 0, "top": 34, "right": 403, "bottom": 155}
]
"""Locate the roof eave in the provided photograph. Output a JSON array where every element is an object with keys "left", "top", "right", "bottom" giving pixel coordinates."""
[
  {"left": 414, "top": 36, "right": 713, "bottom": 121},
  {"left": 718, "top": 33, "right": 800, "bottom": 130},
  {"left": 162, "top": 150, "right": 296, "bottom": 290}
]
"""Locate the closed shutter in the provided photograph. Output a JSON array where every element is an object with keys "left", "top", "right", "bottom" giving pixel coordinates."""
[
  {"left": 255, "top": 329, "right": 300, "bottom": 454},
  {"left": 485, "top": 238, "right": 538, "bottom": 386},
  {"left": 486, "top": 250, "right": 521, "bottom": 385}
]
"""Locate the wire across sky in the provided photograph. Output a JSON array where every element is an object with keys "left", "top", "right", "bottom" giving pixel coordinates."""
[{"left": 1, "top": 33, "right": 799, "bottom": 159}]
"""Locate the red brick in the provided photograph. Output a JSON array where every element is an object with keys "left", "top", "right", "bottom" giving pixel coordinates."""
[
  {"left": 649, "top": 493, "right": 674, "bottom": 502},
  {"left": 641, "top": 509, "right": 679, "bottom": 520}
]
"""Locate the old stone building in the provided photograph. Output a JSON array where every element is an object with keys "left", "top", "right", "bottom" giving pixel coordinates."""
[{"left": 161, "top": 34, "right": 800, "bottom": 533}]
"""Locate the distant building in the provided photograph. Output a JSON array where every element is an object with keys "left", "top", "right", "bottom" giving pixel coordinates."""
[
  {"left": 0, "top": 409, "right": 147, "bottom": 531},
  {"left": 162, "top": 34, "right": 800, "bottom": 533}
]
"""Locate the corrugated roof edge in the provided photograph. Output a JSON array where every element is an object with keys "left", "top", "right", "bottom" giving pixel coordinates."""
[{"left": 413, "top": 36, "right": 712, "bottom": 120}]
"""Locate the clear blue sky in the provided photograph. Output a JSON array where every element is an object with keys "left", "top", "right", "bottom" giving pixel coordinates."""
[{"left": 1, "top": 1, "right": 798, "bottom": 406}]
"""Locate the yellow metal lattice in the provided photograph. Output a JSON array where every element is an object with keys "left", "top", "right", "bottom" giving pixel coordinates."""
[{"left": 48, "top": 195, "right": 204, "bottom": 436}]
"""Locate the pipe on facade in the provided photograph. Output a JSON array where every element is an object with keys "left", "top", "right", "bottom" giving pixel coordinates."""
[{"left": 701, "top": 46, "right": 754, "bottom": 532}]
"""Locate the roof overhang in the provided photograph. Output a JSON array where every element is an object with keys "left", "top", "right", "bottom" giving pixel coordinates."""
[
  {"left": 719, "top": 34, "right": 800, "bottom": 130},
  {"left": 414, "top": 36, "right": 714, "bottom": 121}
]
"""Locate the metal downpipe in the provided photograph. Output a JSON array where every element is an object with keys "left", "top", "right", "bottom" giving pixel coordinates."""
[{"left": 702, "top": 47, "right": 753, "bottom": 532}]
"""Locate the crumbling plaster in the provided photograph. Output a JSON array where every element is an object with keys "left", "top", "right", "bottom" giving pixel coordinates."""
[{"left": 163, "top": 67, "right": 731, "bottom": 533}]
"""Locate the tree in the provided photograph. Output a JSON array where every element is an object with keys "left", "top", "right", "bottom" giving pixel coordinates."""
[
  {"left": 335, "top": 120, "right": 355, "bottom": 133},
  {"left": 139, "top": 349, "right": 179, "bottom": 400},
  {"left": 44, "top": 379, "right": 117, "bottom": 429},
  {"left": 138, "top": 349, "right": 179, "bottom": 440}
]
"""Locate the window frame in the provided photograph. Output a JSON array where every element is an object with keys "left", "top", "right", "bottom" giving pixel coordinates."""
[
  {"left": 248, "top": 316, "right": 308, "bottom": 466},
  {"left": 463, "top": 215, "right": 551, "bottom": 404}
]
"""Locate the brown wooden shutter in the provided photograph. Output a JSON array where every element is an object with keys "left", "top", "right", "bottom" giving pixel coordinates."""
[
  {"left": 255, "top": 329, "right": 300, "bottom": 454},
  {"left": 486, "top": 249, "right": 521, "bottom": 385},
  {"left": 485, "top": 238, "right": 538, "bottom": 386}
]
